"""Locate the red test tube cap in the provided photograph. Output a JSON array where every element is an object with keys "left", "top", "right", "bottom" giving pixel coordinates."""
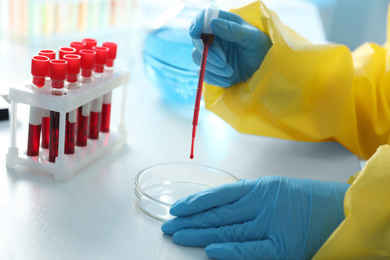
[
  {"left": 92, "top": 46, "right": 109, "bottom": 73},
  {"left": 63, "top": 54, "right": 81, "bottom": 83},
  {"left": 102, "top": 42, "right": 117, "bottom": 67},
  {"left": 59, "top": 47, "right": 76, "bottom": 60},
  {"left": 80, "top": 49, "right": 96, "bottom": 77},
  {"left": 70, "top": 41, "right": 86, "bottom": 54},
  {"left": 39, "top": 50, "right": 56, "bottom": 77},
  {"left": 50, "top": 59, "right": 68, "bottom": 88},
  {"left": 82, "top": 38, "right": 97, "bottom": 50},
  {"left": 31, "top": 55, "right": 50, "bottom": 87},
  {"left": 39, "top": 49, "right": 56, "bottom": 60}
]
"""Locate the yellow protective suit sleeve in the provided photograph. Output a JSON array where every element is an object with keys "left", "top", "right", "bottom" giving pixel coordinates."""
[
  {"left": 313, "top": 144, "right": 390, "bottom": 259},
  {"left": 203, "top": 1, "right": 390, "bottom": 160}
]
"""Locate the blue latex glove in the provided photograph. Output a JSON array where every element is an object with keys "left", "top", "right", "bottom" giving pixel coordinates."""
[
  {"left": 162, "top": 176, "right": 350, "bottom": 260},
  {"left": 189, "top": 9, "right": 272, "bottom": 87}
]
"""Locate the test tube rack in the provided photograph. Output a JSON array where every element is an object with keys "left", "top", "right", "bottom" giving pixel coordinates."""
[{"left": 6, "top": 69, "right": 129, "bottom": 181}]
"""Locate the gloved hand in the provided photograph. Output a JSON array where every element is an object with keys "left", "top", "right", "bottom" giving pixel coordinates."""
[
  {"left": 189, "top": 9, "right": 272, "bottom": 87},
  {"left": 162, "top": 176, "right": 350, "bottom": 260}
]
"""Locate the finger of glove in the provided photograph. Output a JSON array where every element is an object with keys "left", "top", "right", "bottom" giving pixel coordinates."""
[
  {"left": 205, "top": 240, "right": 278, "bottom": 260},
  {"left": 162, "top": 195, "right": 258, "bottom": 235},
  {"left": 192, "top": 39, "right": 227, "bottom": 67},
  {"left": 171, "top": 220, "right": 266, "bottom": 247},
  {"left": 170, "top": 180, "right": 253, "bottom": 217},
  {"left": 192, "top": 50, "right": 233, "bottom": 78},
  {"left": 211, "top": 18, "right": 261, "bottom": 48}
]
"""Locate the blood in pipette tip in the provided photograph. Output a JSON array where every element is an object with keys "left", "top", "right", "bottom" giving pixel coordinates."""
[{"left": 190, "top": 33, "right": 214, "bottom": 159}]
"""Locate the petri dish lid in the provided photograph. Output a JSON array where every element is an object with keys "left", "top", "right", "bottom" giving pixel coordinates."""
[{"left": 134, "top": 162, "right": 239, "bottom": 222}]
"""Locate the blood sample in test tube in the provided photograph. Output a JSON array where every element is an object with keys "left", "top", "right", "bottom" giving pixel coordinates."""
[
  {"left": 70, "top": 41, "right": 86, "bottom": 54},
  {"left": 27, "top": 106, "right": 43, "bottom": 156},
  {"left": 48, "top": 59, "right": 67, "bottom": 163},
  {"left": 100, "top": 92, "right": 111, "bottom": 133},
  {"left": 76, "top": 103, "right": 91, "bottom": 147},
  {"left": 59, "top": 47, "right": 76, "bottom": 60},
  {"left": 65, "top": 110, "right": 76, "bottom": 154},
  {"left": 80, "top": 49, "right": 96, "bottom": 79},
  {"left": 38, "top": 49, "right": 55, "bottom": 77},
  {"left": 63, "top": 54, "right": 81, "bottom": 84},
  {"left": 82, "top": 38, "right": 97, "bottom": 50},
  {"left": 89, "top": 97, "right": 103, "bottom": 139},
  {"left": 31, "top": 55, "right": 49, "bottom": 88},
  {"left": 92, "top": 46, "right": 109, "bottom": 73},
  {"left": 102, "top": 42, "right": 117, "bottom": 69},
  {"left": 41, "top": 109, "right": 50, "bottom": 149}
]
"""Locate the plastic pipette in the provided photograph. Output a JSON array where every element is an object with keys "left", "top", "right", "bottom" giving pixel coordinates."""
[{"left": 190, "top": 4, "right": 219, "bottom": 159}]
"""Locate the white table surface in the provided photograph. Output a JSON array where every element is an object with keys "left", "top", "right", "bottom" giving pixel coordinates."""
[{"left": 0, "top": 3, "right": 361, "bottom": 259}]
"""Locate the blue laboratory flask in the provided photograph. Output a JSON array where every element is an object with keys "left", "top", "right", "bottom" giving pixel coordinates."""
[{"left": 143, "top": 0, "right": 210, "bottom": 104}]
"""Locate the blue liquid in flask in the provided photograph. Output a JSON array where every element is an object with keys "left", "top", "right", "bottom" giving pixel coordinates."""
[{"left": 143, "top": 27, "right": 199, "bottom": 103}]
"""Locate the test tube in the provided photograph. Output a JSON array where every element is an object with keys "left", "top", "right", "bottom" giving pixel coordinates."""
[
  {"left": 80, "top": 49, "right": 96, "bottom": 79},
  {"left": 63, "top": 54, "right": 81, "bottom": 85},
  {"left": 31, "top": 55, "right": 50, "bottom": 88},
  {"left": 100, "top": 92, "right": 111, "bottom": 133},
  {"left": 82, "top": 38, "right": 97, "bottom": 49},
  {"left": 59, "top": 47, "right": 76, "bottom": 59},
  {"left": 65, "top": 110, "right": 76, "bottom": 154},
  {"left": 70, "top": 41, "right": 86, "bottom": 54},
  {"left": 102, "top": 42, "right": 117, "bottom": 69},
  {"left": 76, "top": 103, "right": 91, "bottom": 147},
  {"left": 49, "top": 59, "right": 67, "bottom": 163},
  {"left": 27, "top": 106, "right": 43, "bottom": 156},
  {"left": 89, "top": 97, "right": 103, "bottom": 139},
  {"left": 37, "top": 50, "right": 56, "bottom": 148},
  {"left": 92, "top": 46, "right": 109, "bottom": 74},
  {"left": 99, "top": 42, "right": 117, "bottom": 133}
]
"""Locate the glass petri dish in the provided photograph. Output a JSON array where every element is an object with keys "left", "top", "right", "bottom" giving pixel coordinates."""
[{"left": 134, "top": 162, "right": 239, "bottom": 222}]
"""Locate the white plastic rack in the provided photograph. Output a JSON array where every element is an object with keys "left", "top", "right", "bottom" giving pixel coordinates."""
[{"left": 6, "top": 69, "right": 129, "bottom": 181}]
